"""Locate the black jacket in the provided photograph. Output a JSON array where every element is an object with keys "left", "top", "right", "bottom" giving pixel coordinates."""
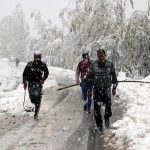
[
  {"left": 23, "top": 61, "right": 49, "bottom": 83},
  {"left": 89, "top": 60, "right": 118, "bottom": 88}
]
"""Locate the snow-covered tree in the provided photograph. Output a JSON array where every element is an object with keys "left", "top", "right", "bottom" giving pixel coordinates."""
[
  {"left": 30, "top": 11, "right": 62, "bottom": 66},
  {"left": 121, "top": 11, "right": 150, "bottom": 77},
  {"left": 0, "top": 4, "right": 29, "bottom": 61},
  {"left": 59, "top": 0, "right": 150, "bottom": 77}
]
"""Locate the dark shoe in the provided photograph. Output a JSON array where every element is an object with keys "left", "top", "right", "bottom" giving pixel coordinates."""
[
  {"left": 88, "top": 108, "right": 91, "bottom": 113},
  {"left": 35, "top": 104, "right": 40, "bottom": 115},
  {"left": 98, "top": 124, "right": 103, "bottom": 132},
  {"left": 34, "top": 114, "right": 38, "bottom": 120},
  {"left": 105, "top": 116, "right": 110, "bottom": 127},
  {"left": 88, "top": 110, "right": 91, "bottom": 114},
  {"left": 83, "top": 105, "right": 87, "bottom": 111},
  {"left": 94, "top": 126, "right": 99, "bottom": 132},
  {"left": 95, "top": 125, "right": 103, "bottom": 133}
]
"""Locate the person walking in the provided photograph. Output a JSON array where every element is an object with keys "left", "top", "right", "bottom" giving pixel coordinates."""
[
  {"left": 76, "top": 52, "right": 93, "bottom": 113},
  {"left": 15, "top": 58, "right": 20, "bottom": 68},
  {"left": 88, "top": 49, "right": 118, "bottom": 131},
  {"left": 23, "top": 51, "right": 49, "bottom": 120}
]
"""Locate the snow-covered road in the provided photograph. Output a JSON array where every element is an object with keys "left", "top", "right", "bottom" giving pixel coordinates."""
[
  {"left": 0, "top": 85, "right": 125, "bottom": 150},
  {"left": 0, "top": 85, "right": 86, "bottom": 150},
  {"left": 0, "top": 87, "right": 56, "bottom": 150}
]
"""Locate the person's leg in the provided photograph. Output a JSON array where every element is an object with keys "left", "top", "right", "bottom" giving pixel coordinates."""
[
  {"left": 104, "top": 88, "right": 112, "bottom": 127},
  {"left": 80, "top": 82, "right": 88, "bottom": 111},
  {"left": 87, "top": 87, "right": 92, "bottom": 113},
  {"left": 40, "top": 84, "right": 43, "bottom": 95},
  {"left": 28, "top": 82, "right": 42, "bottom": 119},
  {"left": 93, "top": 88, "right": 103, "bottom": 131},
  {"left": 94, "top": 101, "right": 103, "bottom": 129},
  {"left": 34, "top": 83, "right": 42, "bottom": 119},
  {"left": 28, "top": 82, "right": 33, "bottom": 102},
  {"left": 34, "top": 100, "right": 41, "bottom": 119}
]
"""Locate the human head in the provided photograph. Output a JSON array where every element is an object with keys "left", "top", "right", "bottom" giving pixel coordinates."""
[
  {"left": 82, "top": 52, "right": 89, "bottom": 60},
  {"left": 34, "top": 50, "right": 42, "bottom": 63},
  {"left": 97, "top": 49, "right": 106, "bottom": 63}
]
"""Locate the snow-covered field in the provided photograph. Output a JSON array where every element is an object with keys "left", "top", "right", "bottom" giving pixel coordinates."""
[{"left": 0, "top": 58, "right": 150, "bottom": 150}]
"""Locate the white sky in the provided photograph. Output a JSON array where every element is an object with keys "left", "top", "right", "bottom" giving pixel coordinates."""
[
  {"left": 0, "top": 0, "right": 73, "bottom": 27},
  {"left": 0, "top": 0, "right": 148, "bottom": 27},
  {"left": 126, "top": 0, "right": 148, "bottom": 18}
]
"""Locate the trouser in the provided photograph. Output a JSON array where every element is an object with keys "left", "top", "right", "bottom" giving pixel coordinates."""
[
  {"left": 80, "top": 81, "right": 93, "bottom": 110},
  {"left": 93, "top": 87, "right": 112, "bottom": 127},
  {"left": 28, "top": 82, "right": 42, "bottom": 116},
  {"left": 34, "top": 102, "right": 41, "bottom": 116}
]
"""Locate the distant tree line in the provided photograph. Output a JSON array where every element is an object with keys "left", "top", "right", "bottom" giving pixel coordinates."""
[
  {"left": 0, "top": 4, "right": 62, "bottom": 65},
  {"left": 0, "top": 1, "right": 150, "bottom": 77},
  {"left": 59, "top": 0, "right": 150, "bottom": 77}
]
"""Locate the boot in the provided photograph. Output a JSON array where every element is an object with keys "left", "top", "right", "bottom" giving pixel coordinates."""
[
  {"left": 95, "top": 124, "right": 103, "bottom": 133},
  {"left": 104, "top": 115, "right": 110, "bottom": 128},
  {"left": 88, "top": 107, "right": 91, "bottom": 113},
  {"left": 83, "top": 104, "right": 87, "bottom": 111},
  {"left": 34, "top": 104, "right": 40, "bottom": 120}
]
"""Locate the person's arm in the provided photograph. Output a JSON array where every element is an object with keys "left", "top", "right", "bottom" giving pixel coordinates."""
[
  {"left": 87, "top": 62, "right": 94, "bottom": 80},
  {"left": 110, "top": 63, "right": 118, "bottom": 95},
  {"left": 23, "top": 64, "right": 28, "bottom": 90},
  {"left": 41, "top": 64, "right": 49, "bottom": 84}
]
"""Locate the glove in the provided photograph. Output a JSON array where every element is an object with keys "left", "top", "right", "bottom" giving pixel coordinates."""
[
  {"left": 112, "top": 88, "right": 116, "bottom": 96},
  {"left": 40, "top": 80, "right": 44, "bottom": 85},
  {"left": 76, "top": 79, "right": 80, "bottom": 85},
  {"left": 23, "top": 82, "right": 27, "bottom": 90}
]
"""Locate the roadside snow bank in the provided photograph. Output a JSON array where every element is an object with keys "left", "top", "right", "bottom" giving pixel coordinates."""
[
  {"left": 47, "top": 66, "right": 75, "bottom": 86},
  {"left": 113, "top": 72, "right": 150, "bottom": 150}
]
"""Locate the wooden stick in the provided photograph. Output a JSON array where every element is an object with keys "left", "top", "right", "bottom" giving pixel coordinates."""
[
  {"left": 57, "top": 80, "right": 150, "bottom": 91},
  {"left": 57, "top": 83, "right": 79, "bottom": 91},
  {"left": 118, "top": 80, "right": 150, "bottom": 84}
]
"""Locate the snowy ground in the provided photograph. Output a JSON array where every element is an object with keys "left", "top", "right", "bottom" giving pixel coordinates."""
[
  {"left": 112, "top": 73, "right": 150, "bottom": 150},
  {"left": 0, "top": 58, "right": 150, "bottom": 150}
]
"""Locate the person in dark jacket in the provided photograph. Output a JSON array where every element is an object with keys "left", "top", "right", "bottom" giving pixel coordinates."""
[
  {"left": 76, "top": 52, "right": 93, "bottom": 113},
  {"left": 88, "top": 49, "right": 118, "bottom": 131},
  {"left": 23, "top": 51, "right": 49, "bottom": 120}
]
